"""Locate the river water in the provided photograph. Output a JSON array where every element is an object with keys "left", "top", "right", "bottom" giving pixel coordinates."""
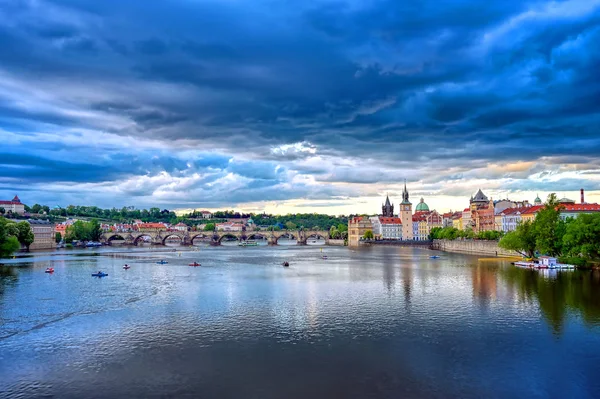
[{"left": 1, "top": 245, "right": 599, "bottom": 398}]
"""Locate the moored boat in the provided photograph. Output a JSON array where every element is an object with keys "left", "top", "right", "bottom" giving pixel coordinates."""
[
  {"left": 514, "top": 257, "right": 576, "bottom": 270},
  {"left": 238, "top": 240, "right": 258, "bottom": 247}
]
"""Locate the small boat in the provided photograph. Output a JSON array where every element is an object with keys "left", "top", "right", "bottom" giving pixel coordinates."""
[
  {"left": 45, "top": 268, "right": 54, "bottom": 273},
  {"left": 92, "top": 272, "right": 108, "bottom": 277},
  {"left": 156, "top": 260, "right": 168, "bottom": 265},
  {"left": 322, "top": 255, "right": 328, "bottom": 260},
  {"left": 238, "top": 240, "right": 258, "bottom": 247},
  {"left": 123, "top": 264, "right": 131, "bottom": 270},
  {"left": 429, "top": 255, "right": 440, "bottom": 259},
  {"left": 189, "top": 262, "right": 201, "bottom": 267},
  {"left": 282, "top": 261, "right": 289, "bottom": 267}
]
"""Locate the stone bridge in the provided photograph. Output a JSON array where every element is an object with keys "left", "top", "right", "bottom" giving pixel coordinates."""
[{"left": 100, "top": 230, "right": 330, "bottom": 246}]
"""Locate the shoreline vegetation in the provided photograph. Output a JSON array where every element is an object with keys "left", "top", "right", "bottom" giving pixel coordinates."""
[{"left": 498, "top": 194, "right": 600, "bottom": 269}]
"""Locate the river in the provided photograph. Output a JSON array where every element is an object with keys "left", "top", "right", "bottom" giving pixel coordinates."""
[{"left": 1, "top": 245, "right": 599, "bottom": 398}]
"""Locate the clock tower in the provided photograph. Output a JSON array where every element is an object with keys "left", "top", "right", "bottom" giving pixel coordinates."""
[{"left": 400, "top": 180, "right": 413, "bottom": 240}]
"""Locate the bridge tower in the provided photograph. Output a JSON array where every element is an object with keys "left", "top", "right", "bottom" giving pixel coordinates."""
[{"left": 400, "top": 180, "right": 413, "bottom": 240}]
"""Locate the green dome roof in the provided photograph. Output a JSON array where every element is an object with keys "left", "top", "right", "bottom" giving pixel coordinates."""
[
  {"left": 415, "top": 198, "right": 429, "bottom": 212},
  {"left": 534, "top": 194, "right": 542, "bottom": 204}
]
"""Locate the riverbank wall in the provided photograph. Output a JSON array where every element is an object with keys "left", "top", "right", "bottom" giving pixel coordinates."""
[{"left": 432, "top": 239, "right": 518, "bottom": 257}]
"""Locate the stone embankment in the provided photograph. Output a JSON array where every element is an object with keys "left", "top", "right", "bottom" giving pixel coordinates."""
[{"left": 432, "top": 239, "right": 518, "bottom": 257}]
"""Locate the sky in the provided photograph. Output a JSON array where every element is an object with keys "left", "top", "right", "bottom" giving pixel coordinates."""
[{"left": 1, "top": 0, "right": 600, "bottom": 215}]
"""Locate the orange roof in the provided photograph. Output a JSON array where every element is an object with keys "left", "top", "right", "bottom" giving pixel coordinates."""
[{"left": 463, "top": 208, "right": 470, "bottom": 212}]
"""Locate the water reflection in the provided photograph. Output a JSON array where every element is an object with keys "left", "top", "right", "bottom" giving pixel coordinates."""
[
  {"left": 472, "top": 263, "right": 498, "bottom": 308},
  {"left": 499, "top": 267, "right": 600, "bottom": 333}
]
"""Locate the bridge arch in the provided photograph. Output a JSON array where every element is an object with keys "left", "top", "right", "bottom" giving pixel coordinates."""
[
  {"left": 275, "top": 233, "right": 297, "bottom": 244},
  {"left": 190, "top": 233, "right": 211, "bottom": 244},
  {"left": 247, "top": 233, "right": 268, "bottom": 240},
  {"left": 133, "top": 234, "right": 154, "bottom": 246},
  {"left": 105, "top": 233, "right": 129, "bottom": 245},
  {"left": 218, "top": 233, "right": 240, "bottom": 243},
  {"left": 305, "top": 233, "right": 327, "bottom": 240},
  {"left": 161, "top": 233, "right": 184, "bottom": 245}
]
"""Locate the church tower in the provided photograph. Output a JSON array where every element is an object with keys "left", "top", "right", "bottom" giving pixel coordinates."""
[
  {"left": 400, "top": 181, "right": 413, "bottom": 240},
  {"left": 382, "top": 195, "right": 394, "bottom": 217}
]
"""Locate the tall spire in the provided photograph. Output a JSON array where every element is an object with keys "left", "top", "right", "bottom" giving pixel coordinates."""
[{"left": 401, "top": 179, "right": 411, "bottom": 205}]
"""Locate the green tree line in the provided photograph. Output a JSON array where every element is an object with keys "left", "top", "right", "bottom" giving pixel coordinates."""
[
  {"left": 65, "top": 220, "right": 103, "bottom": 243},
  {"left": 0, "top": 217, "right": 35, "bottom": 257},
  {"left": 499, "top": 194, "right": 600, "bottom": 266}
]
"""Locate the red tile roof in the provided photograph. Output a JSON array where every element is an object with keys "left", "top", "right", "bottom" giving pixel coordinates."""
[
  {"left": 138, "top": 223, "right": 167, "bottom": 229},
  {"left": 520, "top": 205, "right": 544, "bottom": 215},
  {"left": 499, "top": 207, "right": 523, "bottom": 216},
  {"left": 561, "top": 204, "right": 600, "bottom": 211},
  {"left": 412, "top": 214, "right": 427, "bottom": 222},
  {"left": 378, "top": 217, "right": 402, "bottom": 224}
]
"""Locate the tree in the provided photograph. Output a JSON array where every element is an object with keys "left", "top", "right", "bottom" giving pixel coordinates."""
[
  {"left": 0, "top": 217, "right": 21, "bottom": 257},
  {"left": 0, "top": 207, "right": 4, "bottom": 215},
  {"left": 530, "top": 193, "right": 565, "bottom": 256},
  {"left": 203, "top": 223, "right": 215, "bottom": 231},
  {"left": 499, "top": 220, "right": 537, "bottom": 258},
  {"left": 285, "top": 221, "right": 297, "bottom": 230},
  {"left": 562, "top": 213, "right": 600, "bottom": 260},
  {"left": 55, "top": 232, "right": 62, "bottom": 243},
  {"left": 30, "top": 204, "right": 43, "bottom": 214},
  {"left": 363, "top": 230, "right": 374, "bottom": 240},
  {"left": 15, "top": 221, "right": 34, "bottom": 250},
  {"left": 88, "top": 219, "right": 102, "bottom": 241}
]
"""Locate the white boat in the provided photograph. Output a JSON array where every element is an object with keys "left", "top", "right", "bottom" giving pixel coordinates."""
[{"left": 514, "top": 257, "right": 576, "bottom": 270}]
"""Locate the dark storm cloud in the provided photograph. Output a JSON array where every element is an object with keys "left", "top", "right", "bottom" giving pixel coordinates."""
[{"left": 1, "top": 0, "right": 600, "bottom": 207}]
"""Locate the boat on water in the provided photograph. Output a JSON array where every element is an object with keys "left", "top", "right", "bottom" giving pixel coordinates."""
[
  {"left": 430, "top": 255, "right": 440, "bottom": 259},
  {"left": 282, "top": 261, "right": 289, "bottom": 267},
  {"left": 86, "top": 241, "right": 103, "bottom": 247},
  {"left": 45, "top": 268, "right": 54, "bottom": 273},
  {"left": 514, "top": 256, "right": 575, "bottom": 270},
  {"left": 239, "top": 240, "right": 258, "bottom": 247},
  {"left": 123, "top": 264, "right": 131, "bottom": 270},
  {"left": 156, "top": 260, "right": 168, "bottom": 265},
  {"left": 92, "top": 271, "right": 108, "bottom": 277},
  {"left": 189, "top": 262, "right": 201, "bottom": 267}
]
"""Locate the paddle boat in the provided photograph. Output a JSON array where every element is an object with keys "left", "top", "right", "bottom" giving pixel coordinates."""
[
  {"left": 282, "top": 261, "right": 290, "bottom": 267},
  {"left": 429, "top": 255, "right": 441, "bottom": 259},
  {"left": 92, "top": 271, "right": 108, "bottom": 277},
  {"left": 156, "top": 260, "right": 168, "bottom": 265},
  {"left": 322, "top": 255, "right": 328, "bottom": 260},
  {"left": 45, "top": 267, "right": 54, "bottom": 273},
  {"left": 189, "top": 262, "right": 201, "bottom": 267},
  {"left": 123, "top": 264, "right": 131, "bottom": 270}
]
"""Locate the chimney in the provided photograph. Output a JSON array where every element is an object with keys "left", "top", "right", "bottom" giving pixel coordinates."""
[{"left": 581, "top": 188, "right": 585, "bottom": 204}]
